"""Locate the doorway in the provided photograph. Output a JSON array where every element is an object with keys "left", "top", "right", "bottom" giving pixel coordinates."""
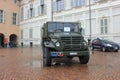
[
  {"left": 9, "top": 34, "right": 17, "bottom": 47},
  {"left": 0, "top": 33, "right": 4, "bottom": 48}
]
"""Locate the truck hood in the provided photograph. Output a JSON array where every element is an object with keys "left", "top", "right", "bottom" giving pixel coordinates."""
[{"left": 50, "top": 33, "right": 82, "bottom": 38}]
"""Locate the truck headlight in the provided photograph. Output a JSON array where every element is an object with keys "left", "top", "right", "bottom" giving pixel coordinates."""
[
  {"left": 83, "top": 42, "right": 87, "bottom": 46},
  {"left": 56, "top": 42, "right": 60, "bottom": 47}
]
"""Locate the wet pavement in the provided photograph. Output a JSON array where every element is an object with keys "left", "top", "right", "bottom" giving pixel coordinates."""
[{"left": 0, "top": 47, "right": 120, "bottom": 80}]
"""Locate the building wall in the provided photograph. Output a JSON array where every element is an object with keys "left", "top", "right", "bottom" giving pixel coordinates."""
[
  {"left": 20, "top": 0, "right": 120, "bottom": 46},
  {"left": 0, "top": 0, "right": 20, "bottom": 46}
]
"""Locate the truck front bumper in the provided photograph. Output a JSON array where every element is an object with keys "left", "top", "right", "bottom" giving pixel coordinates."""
[{"left": 51, "top": 50, "right": 90, "bottom": 58}]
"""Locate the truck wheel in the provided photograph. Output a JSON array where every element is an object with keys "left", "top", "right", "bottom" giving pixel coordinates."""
[
  {"left": 67, "top": 56, "right": 73, "bottom": 60},
  {"left": 43, "top": 47, "right": 52, "bottom": 66},
  {"left": 79, "top": 55, "right": 89, "bottom": 64}
]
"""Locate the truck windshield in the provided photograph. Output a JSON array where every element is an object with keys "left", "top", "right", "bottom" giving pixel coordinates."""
[{"left": 48, "top": 22, "right": 79, "bottom": 33}]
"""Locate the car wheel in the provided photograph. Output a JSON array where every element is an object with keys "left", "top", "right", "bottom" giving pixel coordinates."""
[
  {"left": 43, "top": 47, "right": 52, "bottom": 66},
  {"left": 115, "top": 50, "right": 118, "bottom": 52},
  {"left": 102, "top": 47, "right": 106, "bottom": 52},
  {"left": 79, "top": 55, "right": 90, "bottom": 64}
]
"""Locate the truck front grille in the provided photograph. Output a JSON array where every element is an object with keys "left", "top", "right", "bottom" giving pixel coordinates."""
[{"left": 61, "top": 36, "right": 82, "bottom": 50}]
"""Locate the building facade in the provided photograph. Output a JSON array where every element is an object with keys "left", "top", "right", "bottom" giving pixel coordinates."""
[
  {"left": 20, "top": 0, "right": 120, "bottom": 47},
  {"left": 0, "top": 0, "right": 20, "bottom": 47}
]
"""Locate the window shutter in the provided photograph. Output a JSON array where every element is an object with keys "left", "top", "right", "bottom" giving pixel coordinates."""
[
  {"left": 3, "top": 11, "right": 6, "bottom": 23},
  {"left": 33, "top": 8, "right": 35, "bottom": 17},
  {"left": 104, "top": 19, "right": 108, "bottom": 33},
  {"left": 16, "top": 14, "right": 19, "bottom": 25},
  {"left": 71, "top": 0, "right": 73, "bottom": 7},
  {"left": 38, "top": 6, "right": 41, "bottom": 15},
  {"left": 27, "top": 9, "right": 29, "bottom": 19},
  {"left": 72, "top": 0, "right": 76, "bottom": 7},
  {"left": 20, "top": 7, "right": 24, "bottom": 21},
  {"left": 11, "top": 13, "right": 13, "bottom": 24},
  {"left": 61, "top": 0, "right": 64, "bottom": 10},
  {"left": 44, "top": 4, "right": 47, "bottom": 14},
  {"left": 30, "top": 4, "right": 33, "bottom": 8},
  {"left": 53, "top": 1, "right": 57, "bottom": 12},
  {"left": 81, "top": 0, "right": 85, "bottom": 6},
  {"left": 40, "top": 0, "right": 44, "bottom": 5}
]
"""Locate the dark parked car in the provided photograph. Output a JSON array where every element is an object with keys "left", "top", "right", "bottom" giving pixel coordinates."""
[{"left": 92, "top": 38, "right": 119, "bottom": 52}]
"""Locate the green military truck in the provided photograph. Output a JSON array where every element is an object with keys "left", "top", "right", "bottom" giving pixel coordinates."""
[{"left": 41, "top": 22, "right": 90, "bottom": 66}]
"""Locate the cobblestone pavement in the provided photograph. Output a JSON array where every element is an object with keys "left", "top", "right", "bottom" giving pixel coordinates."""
[{"left": 0, "top": 47, "right": 120, "bottom": 80}]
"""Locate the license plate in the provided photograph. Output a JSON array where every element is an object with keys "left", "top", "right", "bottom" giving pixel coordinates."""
[{"left": 70, "top": 52, "right": 77, "bottom": 55}]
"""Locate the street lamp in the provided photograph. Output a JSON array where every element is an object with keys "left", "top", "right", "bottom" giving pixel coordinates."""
[
  {"left": 89, "top": 0, "right": 92, "bottom": 41},
  {"left": 51, "top": 0, "right": 53, "bottom": 21}
]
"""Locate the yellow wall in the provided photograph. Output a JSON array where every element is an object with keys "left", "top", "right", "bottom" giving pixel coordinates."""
[{"left": 0, "top": 0, "right": 20, "bottom": 44}]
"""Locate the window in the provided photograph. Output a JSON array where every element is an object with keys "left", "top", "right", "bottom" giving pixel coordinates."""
[
  {"left": 38, "top": 0, "right": 46, "bottom": 15},
  {"left": 71, "top": 0, "right": 85, "bottom": 7},
  {"left": 52, "top": 0, "right": 64, "bottom": 12},
  {"left": 12, "top": 13, "right": 18, "bottom": 25},
  {"left": 40, "top": 0, "right": 44, "bottom": 5},
  {"left": 57, "top": 0, "right": 64, "bottom": 11},
  {"left": 100, "top": 18, "right": 108, "bottom": 34},
  {"left": 0, "top": 10, "right": 5, "bottom": 23},
  {"left": 14, "top": 0, "right": 18, "bottom": 4},
  {"left": 41, "top": 5, "right": 44, "bottom": 14},
  {"left": 28, "top": 4, "right": 35, "bottom": 18},
  {"left": 29, "top": 4, "right": 34, "bottom": 18}
]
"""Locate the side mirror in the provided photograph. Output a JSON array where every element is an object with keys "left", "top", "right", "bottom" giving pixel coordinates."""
[
  {"left": 44, "top": 37, "right": 51, "bottom": 42},
  {"left": 79, "top": 28, "right": 82, "bottom": 33},
  {"left": 88, "top": 39, "right": 91, "bottom": 45}
]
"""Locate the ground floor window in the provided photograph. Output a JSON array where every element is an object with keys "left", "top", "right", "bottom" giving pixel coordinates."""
[{"left": 0, "top": 10, "right": 5, "bottom": 23}]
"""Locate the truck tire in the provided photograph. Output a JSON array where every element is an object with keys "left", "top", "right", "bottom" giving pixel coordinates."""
[
  {"left": 67, "top": 56, "right": 73, "bottom": 60},
  {"left": 43, "top": 47, "right": 52, "bottom": 66},
  {"left": 79, "top": 55, "right": 89, "bottom": 64}
]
